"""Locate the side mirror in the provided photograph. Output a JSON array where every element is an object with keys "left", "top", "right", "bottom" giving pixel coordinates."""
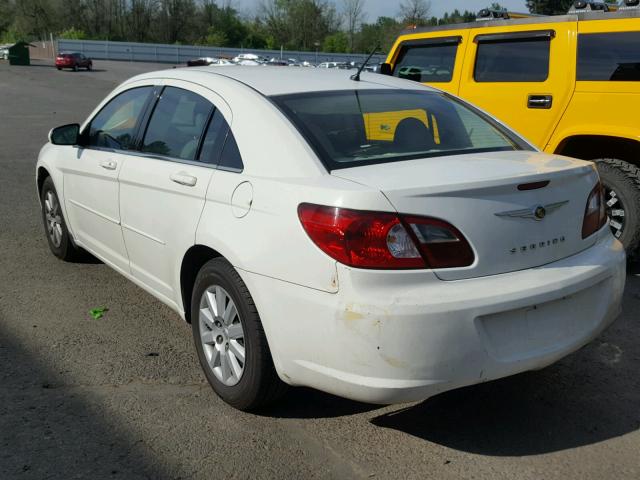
[
  {"left": 49, "top": 123, "right": 80, "bottom": 146},
  {"left": 379, "top": 63, "right": 392, "bottom": 75}
]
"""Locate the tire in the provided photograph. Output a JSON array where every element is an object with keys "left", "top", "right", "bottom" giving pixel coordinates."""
[
  {"left": 40, "top": 176, "right": 81, "bottom": 261},
  {"left": 87, "top": 63, "right": 92, "bottom": 71},
  {"left": 73, "top": 64, "right": 78, "bottom": 72},
  {"left": 191, "top": 257, "right": 287, "bottom": 411},
  {"left": 595, "top": 158, "right": 640, "bottom": 254},
  {"left": 56, "top": 67, "right": 61, "bottom": 70}
]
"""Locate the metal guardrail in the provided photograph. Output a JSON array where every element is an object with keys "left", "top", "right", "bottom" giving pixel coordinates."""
[{"left": 57, "top": 39, "right": 386, "bottom": 65}]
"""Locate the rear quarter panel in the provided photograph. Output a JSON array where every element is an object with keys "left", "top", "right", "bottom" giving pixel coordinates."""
[{"left": 545, "top": 18, "right": 640, "bottom": 152}]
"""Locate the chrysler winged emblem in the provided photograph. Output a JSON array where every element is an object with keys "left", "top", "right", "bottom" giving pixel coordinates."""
[{"left": 495, "top": 201, "right": 568, "bottom": 221}]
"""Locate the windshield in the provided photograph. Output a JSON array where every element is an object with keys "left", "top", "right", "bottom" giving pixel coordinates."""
[{"left": 271, "top": 89, "right": 531, "bottom": 170}]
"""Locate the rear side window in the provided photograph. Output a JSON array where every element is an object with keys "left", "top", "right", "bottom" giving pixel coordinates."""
[
  {"left": 474, "top": 36, "right": 550, "bottom": 82},
  {"left": 142, "top": 87, "right": 212, "bottom": 161},
  {"left": 198, "top": 110, "right": 230, "bottom": 164},
  {"left": 86, "top": 86, "right": 153, "bottom": 150},
  {"left": 393, "top": 40, "right": 458, "bottom": 83},
  {"left": 218, "top": 132, "right": 243, "bottom": 171},
  {"left": 578, "top": 32, "right": 640, "bottom": 81}
]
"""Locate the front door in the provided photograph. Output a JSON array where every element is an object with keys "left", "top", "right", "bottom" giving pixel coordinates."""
[{"left": 61, "top": 86, "right": 154, "bottom": 273}]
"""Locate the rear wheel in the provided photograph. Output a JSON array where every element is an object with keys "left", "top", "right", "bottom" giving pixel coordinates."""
[
  {"left": 56, "top": 67, "right": 61, "bottom": 70},
  {"left": 40, "top": 177, "right": 81, "bottom": 261},
  {"left": 191, "top": 258, "right": 287, "bottom": 411},
  {"left": 595, "top": 158, "right": 640, "bottom": 254}
]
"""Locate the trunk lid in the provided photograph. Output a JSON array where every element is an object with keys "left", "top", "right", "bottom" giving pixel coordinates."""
[{"left": 332, "top": 151, "right": 600, "bottom": 280}]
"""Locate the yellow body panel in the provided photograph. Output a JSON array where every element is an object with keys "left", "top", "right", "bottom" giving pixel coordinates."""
[
  {"left": 386, "top": 14, "right": 640, "bottom": 153},
  {"left": 363, "top": 109, "right": 430, "bottom": 142}
]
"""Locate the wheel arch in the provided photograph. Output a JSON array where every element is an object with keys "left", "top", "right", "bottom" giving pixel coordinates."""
[
  {"left": 554, "top": 135, "right": 640, "bottom": 166},
  {"left": 180, "top": 244, "right": 223, "bottom": 323},
  {"left": 37, "top": 166, "right": 51, "bottom": 200}
]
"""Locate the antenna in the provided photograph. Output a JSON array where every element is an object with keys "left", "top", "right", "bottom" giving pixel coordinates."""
[{"left": 350, "top": 45, "right": 380, "bottom": 82}]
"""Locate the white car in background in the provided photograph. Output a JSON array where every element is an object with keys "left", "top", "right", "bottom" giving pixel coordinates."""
[{"left": 36, "top": 67, "right": 626, "bottom": 411}]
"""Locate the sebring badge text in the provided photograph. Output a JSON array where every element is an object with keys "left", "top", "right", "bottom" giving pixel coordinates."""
[{"left": 510, "top": 236, "right": 566, "bottom": 254}]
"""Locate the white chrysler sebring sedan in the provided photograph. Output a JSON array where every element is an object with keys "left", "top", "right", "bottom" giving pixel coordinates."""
[{"left": 36, "top": 67, "right": 626, "bottom": 410}]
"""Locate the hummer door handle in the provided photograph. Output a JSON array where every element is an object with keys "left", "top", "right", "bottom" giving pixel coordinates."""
[{"left": 528, "top": 95, "right": 553, "bottom": 109}]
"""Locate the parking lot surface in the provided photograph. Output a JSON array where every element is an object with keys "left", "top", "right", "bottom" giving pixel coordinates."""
[{"left": 1, "top": 59, "right": 639, "bottom": 480}]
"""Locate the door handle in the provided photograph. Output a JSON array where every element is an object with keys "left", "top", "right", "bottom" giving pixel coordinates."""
[
  {"left": 170, "top": 172, "right": 197, "bottom": 187},
  {"left": 527, "top": 95, "right": 553, "bottom": 109},
  {"left": 100, "top": 160, "right": 117, "bottom": 170}
]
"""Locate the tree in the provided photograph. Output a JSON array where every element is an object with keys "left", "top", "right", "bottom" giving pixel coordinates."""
[
  {"left": 343, "top": 0, "right": 366, "bottom": 52},
  {"left": 398, "top": 0, "right": 431, "bottom": 27},
  {"left": 323, "top": 31, "right": 348, "bottom": 52},
  {"left": 526, "top": 0, "right": 569, "bottom": 14},
  {"left": 356, "top": 16, "right": 401, "bottom": 52},
  {"left": 261, "top": 0, "right": 340, "bottom": 51}
]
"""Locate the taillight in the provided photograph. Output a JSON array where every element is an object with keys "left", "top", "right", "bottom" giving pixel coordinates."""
[
  {"left": 402, "top": 215, "right": 475, "bottom": 268},
  {"left": 582, "top": 182, "right": 607, "bottom": 239},
  {"left": 297, "top": 203, "right": 474, "bottom": 270}
]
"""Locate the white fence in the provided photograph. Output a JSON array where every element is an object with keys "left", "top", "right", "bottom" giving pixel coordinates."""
[{"left": 57, "top": 39, "right": 386, "bottom": 65}]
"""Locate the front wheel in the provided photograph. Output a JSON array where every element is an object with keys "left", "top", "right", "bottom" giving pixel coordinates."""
[
  {"left": 40, "top": 177, "right": 81, "bottom": 261},
  {"left": 191, "top": 258, "right": 287, "bottom": 411},
  {"left": 595, "top": 158, "right": 640, "bottom": 253}
]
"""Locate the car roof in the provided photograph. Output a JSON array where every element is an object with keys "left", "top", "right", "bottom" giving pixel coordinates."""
[{"left": 128, "top": 66, "right": 437, "bottom": 96}]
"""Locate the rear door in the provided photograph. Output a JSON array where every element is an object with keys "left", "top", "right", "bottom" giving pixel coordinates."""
[
  {"left": 118, "top": 81, "right": 231, "bottom": 306},
  {"left": 458, "top": 21, "right": 576, "bottom": 148},
  {"left": 387, "top": 30, "right": 470, "bottom": 95}
]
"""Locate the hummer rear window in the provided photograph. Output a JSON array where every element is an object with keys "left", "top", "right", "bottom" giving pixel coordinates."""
[{"left": 577, "top": 32, "right": 640, "bottom": 81}]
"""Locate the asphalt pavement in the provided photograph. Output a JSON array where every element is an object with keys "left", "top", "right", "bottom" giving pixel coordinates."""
[{"left": 1, "top": 59, "right": 639, "bottom": 480}]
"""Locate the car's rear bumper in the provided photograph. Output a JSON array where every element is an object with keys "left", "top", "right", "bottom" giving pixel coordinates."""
[{"left": 240, "top": 231, "right": 626, "bottom": 404}]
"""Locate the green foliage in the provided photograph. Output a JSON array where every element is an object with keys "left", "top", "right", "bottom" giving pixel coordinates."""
[
  {"left": 427, "top": 9, "right": 476, "bottom": 26},
  {"left": 262, "top": 0, "right": 339, "bottom": 51},
  {"left": 0, "top": 26, "right": 19, "bottom": 44},
  {"left": 526, "top": 0, "right": 573, "bottom": 14},
  {"left": 323, "top": 31, "right": 348, "bottom": 53},
  {"left": 59, "top": 27, "right": 87, "bottom": 40},
  {"left": 355, "top": 16, "right": 403, "bottom": 53},
  {"left": 1, "top": 0, "right": 559, "bottom": 55},
  {"left": 198, "top": 28, "right": 228, "bottom": 47}
]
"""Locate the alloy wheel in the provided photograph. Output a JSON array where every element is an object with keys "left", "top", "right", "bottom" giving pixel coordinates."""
[
  {"left": 44, "top": 190, "right": 63, "bottom": 248},
  {"left": 605, "top": 186, "right": 626, "bottom": 239},
  {"left": 199, "top": 285, "right": 246, "bottom": 386}
]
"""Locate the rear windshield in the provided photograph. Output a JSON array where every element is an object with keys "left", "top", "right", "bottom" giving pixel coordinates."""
[{"left": 271, "top": 89, "right": 530, "bottom": 170}]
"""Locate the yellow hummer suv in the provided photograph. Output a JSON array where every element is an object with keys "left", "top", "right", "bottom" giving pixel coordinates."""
[{"left": 383, "top": 1, "right": 640, "bottom": 255}]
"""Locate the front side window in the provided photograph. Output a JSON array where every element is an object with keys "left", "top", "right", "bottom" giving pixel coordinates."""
[
  {"left": 86, "top": 86, "right": 153, "bottom": 150},
  {"left": 393, "top": 41, "right": 458, "bottom": 83},
  {"left": 474, "top": 36, "right": 550, "bottom": 82},
  {"left": 142, "top": 87, "right": 212, "bottom": 161},
  {"left": 272, "top": 89, "right": 529, "bottom": 170},
  {"left": 578, "top": 32, "right": 640, "bottom": 81}
]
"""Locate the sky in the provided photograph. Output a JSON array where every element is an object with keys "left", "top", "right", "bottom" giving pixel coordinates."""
[{"left": 237, "top": 0, "right": 530, "bottom": 21}]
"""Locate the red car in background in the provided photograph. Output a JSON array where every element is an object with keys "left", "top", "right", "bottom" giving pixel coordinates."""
[{"left": 55, "top": 52, "right": 93, "bottom": 71}]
